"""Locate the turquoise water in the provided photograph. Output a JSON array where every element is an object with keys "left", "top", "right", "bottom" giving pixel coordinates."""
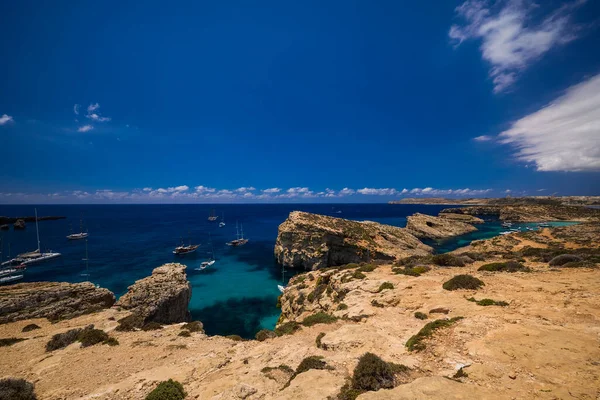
[{"left": 0, "top": 204, "right": 576, "bottom": 338}]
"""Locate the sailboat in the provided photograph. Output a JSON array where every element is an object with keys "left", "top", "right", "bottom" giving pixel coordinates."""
[
  {"left": 227, "top": 221, "right": 248, "bottom": 246},
  {"left": 208, "top": 209, "right": 219, "bottom": 222},
  {"left": 199, "top": 234, "right": 216, "bottom": 270},
  {"left": 277, "top": 264, "right": 286, "bottom": 293},
  {"left": 173, "top": 232, "right": 200, "bottom": 255},
  {"left": 67, "top": 216, "right": 89, "bottom": 240},
  {"left": 219, "top": 212, "right": 226, "bottom": 228},
  {"left": 1, "top": 209, "right": 61, "bottom": 267}
]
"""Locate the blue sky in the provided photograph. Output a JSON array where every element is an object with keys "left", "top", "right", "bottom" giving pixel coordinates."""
[{"left": 1, "top": 0, "right": 599, "bottom": 203}]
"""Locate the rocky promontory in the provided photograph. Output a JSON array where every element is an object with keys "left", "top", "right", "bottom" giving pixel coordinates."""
[
  {"left": 0, "top": 215, "right": 67, "bottom": 224},
  {"left": 274, "top": 211, "right": 432, "bottom": 270},
  {"left": 115, "top": 263, "right": 191, "bottom": 324},
  {"left": 405, "top": 213, "right": 480, "bottom": 239},
  {"left": 0, "top": 282, "right": 115, "bottom": 324},
  {"left": 440, "top": 204, "right": 600, "bottom": 222}
]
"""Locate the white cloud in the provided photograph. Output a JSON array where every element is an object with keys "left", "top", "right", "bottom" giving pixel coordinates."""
[
  {"left": 357, "top": 188, "right": 398, "bottom": 196},
  {"left": 262, "top": 188, "right": 281, "bottom": 193},
  {"left": 0, "top": 114, "right": 14, "bottom": 125},
  {"left": 408, "top": 187, "right": 492, "bottom": 196},
  {"left": 473, "top": 135, "right": 493, "bottom": 142},
  {"left": 499, "top": 73, "right": 600, "bottom": 171},
  {"left": 73, "top": 104, "right": 80, "bottom": 115},
  {"left": 85, "top": 103, "right": 111, "bottom": 122},
  {"left": 235, "top": 187, "right": 256, "bottom": 193},
  {"left": 338, "top": 188, "right": 355, "bottom": 196},
  {"left": 142, "top": 187, "right": 152, "bottom": 192},
  {"left": 87, "top": 103, "right": 100, "bottom": 113},
  {"left": 77, "top": 125, "right": 94, "bottom": 132},
  {"left": 450, "top": 0, "right": 587, "bottom": 93},
  {"left": 195, "top": 185, "right": 216, "bottom": 193}
]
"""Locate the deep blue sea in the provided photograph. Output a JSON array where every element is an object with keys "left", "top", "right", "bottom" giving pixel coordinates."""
[{"left": 0, "top": 204, "right": 576, "bottom": 338}]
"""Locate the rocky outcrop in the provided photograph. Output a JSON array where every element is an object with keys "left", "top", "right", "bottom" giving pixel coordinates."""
[
  {"left": 116, "top": 263, "right": 191, "bottom": 324},
  {"left": 0, "top": 215, "right": 66, "bottom": 224},
  {"left": 0, "top": 282, "right": 115, "bottom": 324},
  {"left": 274, "top": 211, "right": 432, "bottom": 271},
  {"left": 440, "top": 204, "right": 600, "bottom": 222},
  {"left": 13, "top": 219, "right": 25, "bottom": 230},
  {"left": 438, "top": 213, "right": 484, "bottom": 224},
  {"left": 405, "top": 213, "right": 479, "bottom": 239}
]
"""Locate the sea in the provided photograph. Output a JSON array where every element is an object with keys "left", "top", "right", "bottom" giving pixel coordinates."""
[{"left": 0, "top": 204, "right": 577, "bottom": 338}]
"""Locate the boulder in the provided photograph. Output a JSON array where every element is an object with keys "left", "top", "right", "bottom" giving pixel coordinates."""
[
  {"left": 0, "top": 282, "right": 115, "bottom": 324},
  {"left": 274, "top": 211, "right": 432, "bottom": 271},
  {"left": 116, "top": 263, "right": 191, "bottom": 324},
  {"left": 405, "top": 213, "right": 478, "bottom": 239},
  {"left": 13, "top": 219, "right": 25, "bottom": 230}
]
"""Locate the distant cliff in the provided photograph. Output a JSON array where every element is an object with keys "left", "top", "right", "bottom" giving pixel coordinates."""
[
  {"left": 440, "top": 204, "right": 600, "bottom": 222},
  {"left": 405, "top": 213, "right": 481, "bottom": 239},
  {"left": 0, "top": 215, "right": 66, "bottom": 224}
]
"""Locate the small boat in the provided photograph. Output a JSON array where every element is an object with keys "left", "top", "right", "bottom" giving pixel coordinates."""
[
  {"left": 208, "top": 209, "right": 219, "bottom": 222},
  {"left": 227, "top": 222, "right": 248, "bottom": 246},
  {"left": 198, "top": 234, "right": 216, "bottom": 270},
  {"left": 526, "top": 227, "right": 534, "bottom": 231},
  {"left": 199, "top": 260, "right": 215, "bottom": 270},
  {"left": 67, "top": 217, "right": 89, "bottom": 240},
  {"left": 0, "top": 265, "right": 26, "bottom": 278},
  {"left": 499, "top": 231, "right": 512, "bottom": 235},
  {"left": 0, "top": 274, "right": 23, "bottom": 284},
  {"left": 173, "top": 244, "right": 200, "bottom": 255},
  {"left": 277, "top": 284, "right": 285, "bottom": 293},
  {"left": 219, "top": 212, "right": 226, "bottom": 228}
]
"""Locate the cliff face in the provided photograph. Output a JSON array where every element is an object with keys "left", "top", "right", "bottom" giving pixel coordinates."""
[
  {"left": 116, "top": 263, "right": 191, "bottom": 324},
  {"left": 274, "top": 211, "right": 432, "bottom": 271},
  {"left": 0, "top": 282, "right": 115, "bottom": 324},
  {"left": 405, "top": 213, "right": 479, "bottom": 239},
  {"left": 440, "top": 204, "right": 600, "bottom": 222}
]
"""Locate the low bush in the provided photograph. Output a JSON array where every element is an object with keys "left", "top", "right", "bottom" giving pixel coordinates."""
[
  {"left": 393, "top": 265, "right": 431, "bottom": 277},
  {"left": 285, "top": 356, "right": 332, "bottom": 388},
  {"left": 351, "top": 271, "right": 366, "bottom": 280},
  {"left": 115, "top": 314, "right": 145, "bottom": 332},
  {"left": 316, "top": 332, "right": 326, "bottom": 349},
  {"left": 478, "top": 261, "right": 530, "bottom": 272},
  {"left": 274, "top": 321, "right": 301, "bottom": 336},
  {"left": 181, "top": 321, "right": 204, "bottom": 333},
  {"left": 357, "top": 264, "right": 376, "bottom": 273},
  {"left": 145, "top": 379, "right": 186, "bottom": 400},
  {"left": 462, "top": 252, "right": 486, "bottom": 261},
  {"left": 255, "top": 329, "right": 276, "bottom": 341},
  {"left": 225, "top": 335, "right": 243, "bottom": 341},
  {"left": 351, "top": 353, "right": 395, "bottom": 392},
  {"left": 466, "top": 297, "right": 508, "bottom": 307},
  {"left": 302, "top": 312, "right": 338, "bottom": 327},
  {"left": 406, "top": 317, "right": 463, "bottom": 352},
  {"left": 46, "top": 327, "right": 85, "bottom": 352},
  {"left": 0, "top": 377, "right": 37, "bottom": 400},
  {"left": 21, "top": 324, "right": 41, "bottom": 333},
  {"left": 307, "top": 284, "right": 327, "bottom": 302},
  {"left": 549, "top": 254, "right": 583, "bottom": 266},
  {"left": 414, "top": 312, "right": 428, "bottom": 320},
  {"left": 261, "top": 364, "right": 294, "bottom": 375},
  {"left": 562, "top": 261, "right": 593, "bottom": 268},
  {"left": 0, "top": 338, "right": 26, "bottom": 347},
  {"left": 178, "top": 331, "right": 191, "bottom": 338},
  {"left": 336, "top": 303, "right": 348, "bottom": 311},
  {"left": 432, "top": 254, "right": 465, "bottom": 267},
  {"left": 142, "top": 322, "right": 163, "bottom": 331},
  {"left": 429, "top": 307, "right": 449, "bottom": 314},
  {"left": 78, "top": 328, "right": 109, "bottom": 347},
  {"left": 377, "top": 282, "right": 394, "bottom": 292},
  {"left": 104, "top": 337, "right": 119, "bottom": 346},
  {"left": 442, "top": 275, "right": 484, "bottom": 291}
]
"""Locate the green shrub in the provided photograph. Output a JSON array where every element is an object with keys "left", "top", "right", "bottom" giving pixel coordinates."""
[
  {"left": 393, "top": 265, "right": 431, "bottom": 276},
  {"left": 115, "top": 314, "right": 145, "bottom": 332},
  {"left": 478, "top": 261, "right": 530, "bottom": 272},
  {"left": 78, "top": 328, "right": 109, "bottom": 347},
  {"left": 0, "top": 378, "right": 37, "bottom": 400},
  {"left": 414, "top": 312, "right": 428, "bottom": 320},
  {"left": 302, "top": 312, "right": 338, "bottom": 327},
  {"left": 255, "top": 329, "right": 276, "bottom": 341},
  {"left": 296, "top": 356, "right": 330, "bottom": 375},
  {"left": 21, "top": 324, "right": 41, "bottom": 333},
  {"left": 181, "top": 321, "right": 204, "bottom": 333},
  {"left": 145, "top": 379, "right": 186, "bottom": 400},
  {"left": 357, "top": 264, "right": 376, "bottom": 272},
  {"left": 105, "top": 337, "right": 119, "bottom": 346},
  {"left": 442, "top": 275, "right": 484, "bottom": 291},
  {"left": 337, "top": 303, "right": 348, "bottom": 311},
  {"left": 549, "top": 254, "right": 583, "bottom": 266},
  {"left": 178, "top": 330, "right": 191, "bottom": 338},
  {"left": 432, "top": 254, "right": 465, "bottom": 267},
  {"left": 261, "top": 364, "right": 294, "bottom": 375},
  {"left": 337, "top": 382, "right": 362, "bottom": 400},
  {"left": 142, "top": 322, "right": 163, "bottom": 331},
  {"left": 377, "top": 282, "right": 394, "bottom": 292},
  {"left": 46, "top": 327, "right": 86, "bottom": 352},
  {"left": 462, "top": 252, "right": 486, "bottom": 261},
  {"left": 276, "top": 294, "right": 283, "bottom": 308},
  {"left": 351, "top": 271, "right": 366, "bottom": 280},
  {"left": 0, "top": 338, "right": 26, "bottom": 347},
  {"left": 562, "top": 261, "right": 593, "bottom": 268},
  {"left": 316, "top": 332, "right": 326, "bottom": 349},
  {"left": 296, "top": 293, "right": 305, "bottom": 305},
  {"left": 307, "top": 284, "right": 327, "bottom": 302},
  {"left": 225, "top": 335, "right": 243, "bottom": 341},
  {"left": 405, "top": 317, "right": 464, "bottom": 352},
  {"left": 351, "top": 353, "right": 395, "bottom": 391},
  {"left": 274, "top": 321, "right": 301, "bottom": 336},
  {"left": 466, "top": 297, "right": 508, "bottom": 307}
]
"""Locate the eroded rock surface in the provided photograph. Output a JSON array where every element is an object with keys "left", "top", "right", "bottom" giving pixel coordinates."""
[
  {"left": 0, "top": 282, "right": 115, "bottom": 324},
  {"left": 441, "top": 204, "right": 600, "bottom": 222},
  {"left": 405, "top": 213, "right": 479, "bottom": 239},
  {"left": 274, "top": 211, "right": 432, "bottom": 270},
  {"left": 116, "top": 263, "right": 191, "bottom": 324}
]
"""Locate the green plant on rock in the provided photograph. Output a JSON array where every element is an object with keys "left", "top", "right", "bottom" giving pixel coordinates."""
[
  {"left": 178, "top": 330, "right": 191, "bottom": 338},
  {"left": 0, "top": 337, "right": 26, "bottom": 347},
  {"left": 115, "top": 314, "right": 145, "bottom": 332},
  {"left": 78, "top": 328, "right": 109, "bottom": 347},
  {"left": 141, "top": 322, "right": 163, "bottom": 331},
  {"left": 357, "top": 264, "right": 376, "bottom": 272},
  {"left": 255, "top": 329, "right": 277, "bottom": 341},
  {"left": 0, "top": 377, "right": 37, "bottom": 400},
  {"left": 549, "top": 254, "right": 583, "bottom": 266},
  {"left": 274, "top": 321, "right": 301, "bottom": 336},
  {"left": 337, "top": 303, "right": 348, "bottom": 311},
  {"left": 181, "top": 321, "right": 204, "bottom": 333},
  {"left": 466, "top": 297, "right": 508, "bottom": 307},
  {"left": 442, "top": 275, "right": 484, "bottom": 291},
  {"left": 377, "top": 282, "right": 394, "bottom": 292},
  {"left": 432, "top": 254, "right": 465, "bottom": 267},
  {"left": 302, "top": 312, "right": 338, "bottom": 327},
  {"left": 414, "top": 312, "right": 428, "bottom": 320},
  {"left": 478, "top": 261, "right": 530, "bottom": 272},
  {"left": 316, "top": 332, "right": 326, "bottom": 349},
  {"left": 406, "top": 317, "right": 464, "bottom": 352},
  {"left": 104, "top": 337, "right": 119, "bottom": 346},
  {"left": 145, "top": 379, "right": 186, "bottom": 400},
  {"left": 21, "top": 324, "right": 41, "bottom": 333},
  {"left": 46, "top": 327, "right": 86, "bottom": 352},
  {"left": 393, "top": 265, "right": 431, "bottom": 277},
  {"left": 351, "top": 271, "right": 366, "bottom": 280},
  {"left": 351, "top": 353, "right": 396, "bottom": 392}
]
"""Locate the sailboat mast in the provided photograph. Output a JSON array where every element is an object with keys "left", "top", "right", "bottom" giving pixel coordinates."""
[
  {"left": 35, "top": 208, "right": 41, "bottom": 252},
  {"left": 85, "top": 239, "right": 89, "bottom": 276}
]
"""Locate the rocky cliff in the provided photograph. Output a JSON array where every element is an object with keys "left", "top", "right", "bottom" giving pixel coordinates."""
[
  {"left": 274, "top": 211, "right": 432, "bottom": 271},
  {"left": 440, "top": 204, "right": 600, "bottom": 222},
  {"left": 405, "top": 213, "right": 480, "bottom": 239},
  {"left": 0, "top": 282, "right": 115, "bottom": 324},
  {"left": 116, "top": 263, "right": 191, "bottom": 324}
]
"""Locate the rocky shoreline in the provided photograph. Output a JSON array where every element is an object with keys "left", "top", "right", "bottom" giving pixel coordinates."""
[{"left": 0, "top": 215, "right": 598, "bottom": 399}]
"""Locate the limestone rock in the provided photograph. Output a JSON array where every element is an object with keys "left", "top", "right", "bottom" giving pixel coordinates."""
[
  {"left": 116, "top": 263, "right": 191, "bottom": 324},
  {"left": 438, "top": 213, "right": 484, "bottom": 224},
  {"left": 13, "top": 219, "right": 26, "bottom": 230},
  {"left": 0, "top": 282, "right": 115, "bottom": 324},
  {"left": 440, "top": 204, "right": 600, "bottom": 222},
  {"left": 405, "top": 213, "right": 478, "bottom": 239},
  {"left": 274, "top": 211, "right": 432, "bottom": 271}
]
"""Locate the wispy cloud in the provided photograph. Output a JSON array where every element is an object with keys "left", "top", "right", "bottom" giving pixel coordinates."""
[
  {"left": 473, "top": 135, "right": 493, "bottom": 142},
  {"left": 356, "top": 188, "right": 399, "bottom": 196},
  {"left": 73, "top": 104, "right": 80, "bottom": 115},
  {"left": 77, "top": 125, "right": 94, "bottom": 133},
  {"left": 450, "top": 0, "right": 588, "bottom": 93},
  {"left": 499, "top": 72, "right": 600, "bottom": 171},
  {"left": 85, "top": 103, "right": 111, "bottom": 122},
  {"left": 262, "top": 188, "right": 281, "bottom": 194},
  {"left": 0, "top": 114, "right": 14, "bottom": 125}
]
